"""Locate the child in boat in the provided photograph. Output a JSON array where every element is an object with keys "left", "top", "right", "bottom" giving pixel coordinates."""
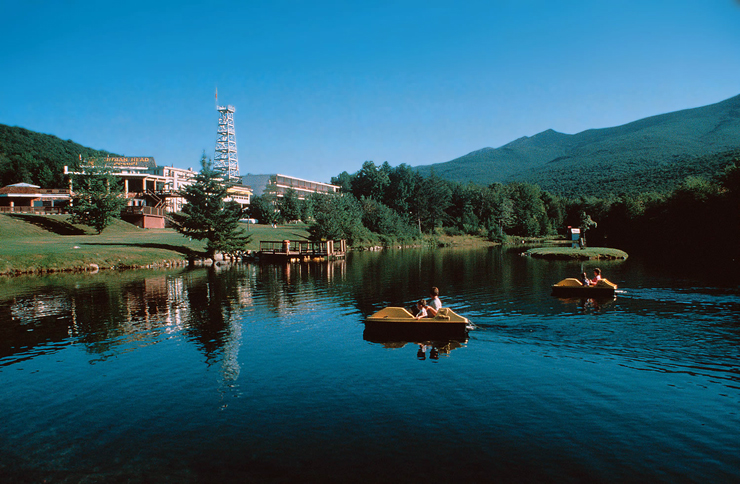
[
  {"left": 591, "top": 268, "right": 602, "bottom": 285},
  {"left": 581, "top": 272, "right": 591, "bottom": 286},
  {"left": 415, "top": 299, "right": 428, "bottom": 319},
  {"left": 414, "top": 299, "right": 438, "bottom": 319},
  {"left": 429, "top": 287, "right": 442, "bottom": 311}
]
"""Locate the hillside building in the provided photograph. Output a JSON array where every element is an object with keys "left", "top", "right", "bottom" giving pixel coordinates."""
[
  {"left": 0, "top": 183, "right": 70, "bottom": 213},
  {"left": 66, "top": 156, "right": 252, "bottom": 228},
  {"left": 242, "top": 173, "right": 339, "bottom": 199}
]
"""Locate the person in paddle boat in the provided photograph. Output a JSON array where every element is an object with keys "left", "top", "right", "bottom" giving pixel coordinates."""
[
  {"left": 429, "top": 287, "right": 442, "bottom": 311},
  {"left": 414, "top": 300, "right": 428, "bottom": 319},
  {"left": 590, "top": 268, "right": 602, "bottom": 285},
  {"left": 580, "top": 272, "right": 591, "bottom": 286},
  {"left": 414, "top": 299, "right": 438, "bottom": 319}
]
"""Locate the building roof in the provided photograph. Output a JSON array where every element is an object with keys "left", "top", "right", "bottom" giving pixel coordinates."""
[
  {"left": 6, "top": 182, "right": 40, "bottom": 188},
  {"left": 0, "top": 184, "right": 70, "bottom": 197},
  {"left": 1, "top": 184, "right": 41, "bottom": 194}
]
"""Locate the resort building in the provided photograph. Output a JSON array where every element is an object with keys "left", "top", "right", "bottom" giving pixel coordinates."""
[
  {"left": 242, "top": 173, "right": 339, "bottom": 199},
  {"left": 66, "top": 156, "right": 252, "bottom": 228},
  {"left": 0, "top": 183, "right": 70, "bottom": 213}
]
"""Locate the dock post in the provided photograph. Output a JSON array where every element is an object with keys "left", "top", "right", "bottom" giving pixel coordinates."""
[{"left": 283, "top": 240, "right": 290, "bottom": 253}]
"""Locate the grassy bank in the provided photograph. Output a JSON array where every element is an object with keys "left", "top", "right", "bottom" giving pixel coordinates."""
[
  {"left": 523, "top": 246, "right": 629, "bottom": 260},
  {"left": 0, "top": 214, "right": 310, "bottom": 275},
  {"left": 1, "top": 214, "right": 615, "bottom": 275}
]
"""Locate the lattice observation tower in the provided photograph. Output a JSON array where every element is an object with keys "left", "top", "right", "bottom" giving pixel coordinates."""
[{"left": 214, "top": 104, "right": 240, "bottom": 181}]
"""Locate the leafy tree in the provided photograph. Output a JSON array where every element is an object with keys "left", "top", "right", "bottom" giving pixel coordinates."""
[
  {"left": 299, "top": 194, "right": 315, "bottom": 222},
  {"left": 69, "top": 165, "right": 128, "bottom": 233},
  {"left": 352, "top": 161, "right": 390, "bottom": 201},
  {"left": 170, "top": 154, "right": 251, "bottom": 260},
  {"left": 506, "top": 183, "right": 548, "bottom": 236},
  {"left": 360, "top": 197, "right": 416, "bottom": 239},
  {"left": 541, "top": 191, "right": 565, "bottom": 235},
  {"left": 278, "top": 188, "right": 302, "bottom": 222},
  {"left": 718, "top": 158, "right": 740, "bottom": 199},
  {"left": 578, "top": 211, "right": 597, "bottom": 246},
  {"left": 385, "top": 163, "right": 420, "bottom": 214},
  {"left": 448, "top": 183, "right": 481, "bottom": 234},
  {"left": 476, "top": 182, "right": 514, "bottom": 235},
  {"left": 331, "top": 171, "right": 354, "bottom": 193},
  {"left": 248, "top": 194, "right": 279, "bottom": 226},
  {"left": 308, "top": 193, "right": 371, "bottom": 244},
  {"left": 413, "top": 171, "right": 452, "bottom": 232}
]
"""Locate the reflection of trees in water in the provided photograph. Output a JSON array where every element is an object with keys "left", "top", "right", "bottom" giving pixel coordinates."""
[
  {"left": 0, "top": 268, "right": 258, "bottom": 371},
  {"left": 181, "top": 266, "right": 256, "bottom": 381},
  {"left": 0, "top": 251, "right": 519, "bottom": 367},
  {"left": 0, "top": 289, "right": 74, "bottom": 363},
  {"left": 339, "top": 248, "right": 527, "bottom": 315},
  {"left": 1, "top": 251, "right": 545, "bottom": 369}
]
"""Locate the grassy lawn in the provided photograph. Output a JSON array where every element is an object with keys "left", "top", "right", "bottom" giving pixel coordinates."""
[
  {"left": 0, "top": 214, "right": 310, "bottom": 275},
  {"left": 524, "top": 246, "right": 629, "bottom": 260}
]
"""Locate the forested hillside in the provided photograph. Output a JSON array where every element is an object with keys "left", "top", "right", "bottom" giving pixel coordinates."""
[
  {"left": 294, "top": 158, "right": 740, "bottom": 266},
  {"left": 417, "top": 94, "right": 740, "bottom": 196},
  {"left": 0, "top": 124, "right": 117, "bottom": 188}
]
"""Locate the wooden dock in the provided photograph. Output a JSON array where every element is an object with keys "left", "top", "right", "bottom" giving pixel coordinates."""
[{"left": 257, "top": 239, "right": 346, "bottom": 261}]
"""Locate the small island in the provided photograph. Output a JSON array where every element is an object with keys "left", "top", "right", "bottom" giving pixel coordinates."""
[{"left": 523, "top": 247, "right": 628, "bottom": 260}]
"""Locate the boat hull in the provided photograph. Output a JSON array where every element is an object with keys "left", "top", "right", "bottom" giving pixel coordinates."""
[
  {"left": 364, "top": 306, "right": 470, "bottom": 339},
  {"left": 551, "top": 278, "right": 617, "bottom": 297},
  {"left": 363, "top": 322, "right": 469, "bottom": 344}
]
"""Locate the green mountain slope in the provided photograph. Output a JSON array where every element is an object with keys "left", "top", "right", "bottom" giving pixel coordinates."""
[
  {"left": 417, "top": 94, "right": 740, "bottom": 196},
  {"left": 0, "top": 124, "right": 117, "bottom": 188}
]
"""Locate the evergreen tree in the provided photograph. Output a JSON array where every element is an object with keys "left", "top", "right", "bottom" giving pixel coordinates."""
[
  {"left": 69, "top": 165, "right": 128, "bottom": 234},
  {"left": 170, "top": 154, "right": 251, "bottom": 260}
]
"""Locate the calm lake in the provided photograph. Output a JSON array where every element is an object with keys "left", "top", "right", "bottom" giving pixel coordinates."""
[{"left": 1, "top": 247, "right": 739, "bottom": 483}]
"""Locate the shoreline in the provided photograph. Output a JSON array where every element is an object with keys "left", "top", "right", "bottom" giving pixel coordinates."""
[{"left": 1, "top": 213, "right": 616, "bottom": 277}]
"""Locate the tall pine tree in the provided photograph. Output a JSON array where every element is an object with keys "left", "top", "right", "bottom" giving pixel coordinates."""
[{"left": 171, "top": 154, "right": 251, "bottom": 260}]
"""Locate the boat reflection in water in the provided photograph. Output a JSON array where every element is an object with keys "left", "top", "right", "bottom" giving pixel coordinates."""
[
  {"left": 553, "top": 295, "right": 618, "bottom": 314},
  {"left": 363, "top": 306, "right": 471, "bottom": 359}
]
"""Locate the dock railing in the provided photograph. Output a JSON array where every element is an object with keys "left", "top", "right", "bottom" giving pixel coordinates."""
[{"left": 258, "top": 239, "right": 346, "bottom": 257}]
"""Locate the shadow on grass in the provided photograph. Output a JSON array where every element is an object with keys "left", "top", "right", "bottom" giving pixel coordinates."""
[
  {"left": 83, "top": 242, "right": 204, "bottom": 257},
  {"left": 7, "top": 214, "right": 87, "bottom": 235}
]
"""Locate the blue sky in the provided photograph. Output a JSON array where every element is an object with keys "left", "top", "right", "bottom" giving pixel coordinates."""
[{"left": 1, "top": 0, "right": 739, "bottom": 183}]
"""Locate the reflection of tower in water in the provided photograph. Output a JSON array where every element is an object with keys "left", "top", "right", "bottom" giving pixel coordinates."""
[{"left": 220, "top": 317, "right": 242, "bottom": 386}]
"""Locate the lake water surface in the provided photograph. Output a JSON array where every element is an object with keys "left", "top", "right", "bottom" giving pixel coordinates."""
[{"left": 1, "top": 248, "right": 739, "bottom": 483}]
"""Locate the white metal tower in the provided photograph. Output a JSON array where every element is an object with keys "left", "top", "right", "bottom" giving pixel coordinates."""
[{"left": 214, "top": 103, "right": 240, "bottom": 181}]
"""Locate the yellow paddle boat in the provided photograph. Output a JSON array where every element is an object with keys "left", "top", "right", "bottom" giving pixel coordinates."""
[
  {"left": 551, "top": 278, "right": 617, "bottom": 297},
  {"left": 365, "top": 306, "right": 470, "bottom": 325},
  {"left": 364, "top": 306, "right": 472, "bottom": 342}
]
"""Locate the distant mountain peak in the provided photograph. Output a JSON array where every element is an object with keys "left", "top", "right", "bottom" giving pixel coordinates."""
[
  {"left": 502, "top": 128, "right": 568, "bottom": 149},
  {"left": 415, "top": 93, "right": 740, "bottom": 196}
]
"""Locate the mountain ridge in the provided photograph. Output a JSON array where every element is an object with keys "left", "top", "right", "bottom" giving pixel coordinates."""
[{"left": 416, "top": 94, "right": 740, "bottom": 195}]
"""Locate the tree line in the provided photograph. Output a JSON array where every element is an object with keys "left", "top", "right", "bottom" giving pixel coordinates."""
[
  {"left": 248, "top": 158, "right": 739, "bottom": 262},
  {"left": 6, "top": 125, "right": 737, "bottom": 264}
]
